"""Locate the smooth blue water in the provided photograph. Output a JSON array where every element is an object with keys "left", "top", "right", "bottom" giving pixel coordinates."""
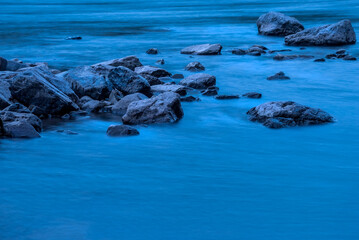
[{"left": 1, "top": 1, "right": 359, "bottom": 239}]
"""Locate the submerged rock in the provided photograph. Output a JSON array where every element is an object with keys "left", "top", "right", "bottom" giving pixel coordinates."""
[
  {"left": 273, "top": 54, "right": 314, "bottom": 61},
  {"left": 156, "top": 59, "right": 165, "bottom": 65},
  {"left": 172, "top": 74, "right": 184, "bottom": 79},
  {"left": 314, "top": 58, "right": 326, "bottom": 62},
  {"left": 122, "top": 92, "right": 183, "bottom": 125},
  {"left": 243, "top": 92, "right": 262, "bottom": 99},
  {"left": 106, "top": 124, "right": 139, "bottom": 137},
  {"left": 146, "top": 48, "right": 158, "bottom": 55},
  {"left": 343, "top": 55, "right": 357, "bottom": 61},
  {"left": 66, "top": 36, "right": 82, "bottom": 40},
  {"left": 215, "top": 95, "right": 240, "bottom": 100},
  {"left": 267, "top": 71, "right": 290, "bottom": 80},
  {"left": 181, "top": 44, "right": 222, "bottom": 55},
  {"left": 179, "top": 73, "right": 216, "bottom": 89},
  {"left": 285, "top": 20, "right": 356, "bottom": 46},
  {"left": 201, "top": 86, "right": 219, "bottom": 96},
  {"left": 247, "top": 101, "right": 333, "bottom": 129},
  {"left": 185, "top": 62, "right": 205, "bottom": 72},
  {"left": 232, "top": 49, "right": 247, "bottom": 55},
  {"left": 257, "top": 12, "right": 304, "bottom": 36},
  {"left": 180, "top": 96, "right": 200, "bottom": 102}
]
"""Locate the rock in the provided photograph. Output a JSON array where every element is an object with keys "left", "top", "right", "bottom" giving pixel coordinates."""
[
  {"left": 151, "top": 84, "right": 187, "bottom": 96},
  {"left": 93, "top": 56, "right": 143, "bottom": 71},
  {"left": 267, "top": 71, "right": 290, "bottom": 80},
  {"left": 146, "top": 48, "right": 158, "bottom": 54},
  {"left": 180, "top": 96, "right": 200, "bottom": 102},
  {"left": 0, "top": 111, "right": 42, "bottom": 132},
  {"left": 135, "top": 65, "right": 171, "bottom": 78},
  {"left": 185, "top": 62, "right": 205, "bottom": 72},
  {"left": 172, "top": 74, "right": 184, "bottom": 79},
  {"left": 268, "top": 49, "right": 292, "bottom": 54},
  {"left": 243, "top": 92, "right": 262, "bottom": 99},
  {"left": 66, "top": 36, "right": 82, "bottom": 40},
  {"left": 0, "top": 94, "right": 10, "bottom": 110},
  {"left": 3, "top": 121, "right": 40, "bottom": 138},
  {"left": 343, "top": 55, "right": 357, "bottom": 61},
  {"left": 247, "top": 51, "right": 261, "bottom": 56},
  {"left": 201, "top": 86, "right": 219, "bottom": 96},
  {"left": 257, "top": 12, "right": 304, "bottom": 36},
  {"left": 336, "top": 49, "right": 347, "bottom": 54},
  {"left": 108, "top": 66, "right": 151, "bottom": 96},
  {"left": 8, "top": 68, "right": 79, "bottom": 116},
  {"left": 3, "top": 103, "right": 30, "bottom": 113},
  {"left": 69, "top": 110, "right": 87, "bottom": 120},
  {"left": 284, "top": 20, "right": 356, "bottom": 46},
  {"left": 215, "top": 95, "right": 240, "bottom": 100},
  {"left": 247, "top": 101, "right": 333, "bottom": 129},
  {"left": 181, "top": 44, "right": 222, "bottom": 55},
  {"left": 140, "top": 74, "right": 163, "bottom": 86},
  {"left": 81, "top": 99, "right": 111, "bottom": 113},
  {"left": 0, "top": 57, "right": 7, "bottom": 71},
  {"left": 108, "top": 89, "right": 123, "bottom": 104},
  {"left": 314, "top": 58, "right": 326, "bottom": 62},
  {"left": 273, "top": 54, "right": 314, "bottom": 61},
  {"left": 232, "top": 49, "right": 247, "bottom": 55},
  {"left": 5, "top": 61, "right": 27, "bottom": 71},
  {"left": 179, "top": 73, "right": 216, "bottom": 89},
  {"left": 326, "top": 54, "right": 337, "bottom": 59},
  {"left": 248, "top": 46, "right": 266, "bottom": 54},
  {"left": 106, "top": 124, "right": 139, "bottom": 137},
  {"left": 252, "top": 45, "right": 268, "bottom": 50},
  {"left": 56, "top": 129, "right": 79, "bottom": 135},
  {"left": 156, "top": 59, "right": 165, "bottom": 65},
  {"left": 0, "top": 118, "right": 4, "bottom": 136},
  {"left": 111, "top": 93, "right": 148, "bottom": 116},
  {"left": 122, "top": 92, "right": 184, "bottom": 125}
]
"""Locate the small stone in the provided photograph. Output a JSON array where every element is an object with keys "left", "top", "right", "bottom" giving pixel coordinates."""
[
  {"left": 66, "top": 36, "right": 82, "bottom": 40},
  {"left": 232, "top": 49, "right": 247, "bottom": 55},
  {"left": 343, "top": 55, "right": 357, "bottom": 61},
  {"left": 185, "top": 61, "right": 205, "bottom": 72},
  {"left": 172, "top": 74, "right": 184, "bottom": 79},
  {"left": 243, "top": 92, "right": 262, "bottom": 99},
  {"left": 156, "top": 59, "right": 165, "bottom": 65},
  {"left": 107, "top": 124, "right": 139, "bottom": 137},
  {"left": 267, "top": 71, "right": 290, "bottom": 80},
  {"left": 215, "top": 95, "right": 240, "bottom": 100},
  {"left": 180, "top": 96, "right": 200, "bottom": 102},
  {"left": 146, "top": 48, "right": 158, "bottom": 54},
  {"left": 314, "top": 58, "right": 326, "bottom": 62}
]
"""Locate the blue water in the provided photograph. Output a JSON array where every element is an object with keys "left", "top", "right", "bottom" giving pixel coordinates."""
[{"left": 1, "top": 1, "right": 359, "bottom": 239}]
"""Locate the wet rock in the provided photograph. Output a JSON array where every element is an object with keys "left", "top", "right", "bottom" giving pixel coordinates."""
[
  {"left": 0, "top": 57, "right": 7, "bottom": 71},
  {"left": 3, "top": 103, "right": 30, "bottom": 113},
  {"left": 268, "top": 49, "right": 292, "bottom": 54},
  {"left": 172, "top": 74, "right": 184, "bottom": 79},
  {"left": 180, "top": 96, "right": 200, "bottom": 102},
  {"left": 3, "top": 121, "right": 40, "bottom": 138},
  {"left": 135, "top": 65, "right": 172, "bottom": 78},
  {"left": 140, "top": 74, "right": 163, "bottom": 86},
  {"left": 93, "top": 56, "right": 143, "bottom": 71},
  {"left": 285, "top": 20, "right": 356, "bottom": 46},
  {"left": 247, "top": 51, "right": 262, "bottom": 56},
  {"left": 314, "top": 58, "right": 326, "bottom": 62},
  {"left": 215, "top": 95, "right": 240, "bottom": 100},
  {"left": 81, "top": 99, "right": 111, "bottom": 113},
  {"left": 108, "top": 66, "right": 151, "bottom": 96},
  {"left": 122, "top": 92, "right": 183, "bottom": 125},
  {"left": 267, "top": 71, "right": 290, "bottom": 80},
  {"left": 56, "top": 129, "right": 79, "bottom": 135},
  {"left": 0, "top": 111, "right": 42, "bottom": 132},
  {"left": 252, "top": 45, "right": 268, "bottom": 50},
  {"left": 69, "top": 110, "right": 88, "bottom": 120},
  {"left": 108, "top": 89, "right": 123, "bottom": 104},
  {"left": 243, "top": 92, "right": 262, "bottom": 99},
  {"left": 181, "top": 44, "right": 222, "bottom": 55},
  {"left": 343, "top": 55, "right": 357, "bottom": 61},
  {"left": 6, "top": 61, "right": 27, "bottom": 71},
  {"left": 106, "top": 124, "right": 139, "bottom": 137},
  {"left": 247, "top": 101, "right": 333, "bottom": 129},
  {"left": 146, "top": 48, "right": 158, "bottom": 54},
  {"left": 66, "top": 36, "right": 82, "bottom": 40},
  {"left": 273, "top": 54, "right": 314, "bottom": 61},
  {"left": 325, "top": 54, "right": 337, "bottom": 59},
  {"left": 232, "top": 49, "right": 247, "bottom": 55},
  {"left": 336, "top": 49, "right": 347, "bottom": 55},
  {"left": 111, "top": 93, "right": 148, "bottom": 116},
  {"left": 156, "top": 59, "right": 165, "bottom": 65},
  {"left": 151, "top": 84, "right": 187, "bottom": 96},
  {"left": 185, "top": 61, "right": 205, "bottom": 72},
  {"left": 179, "top": 73, "right": 216, "bottom": 89},
  {"left": 248, "top": 46, "right": 266, "bottom": 54},
  {"left": 257, "top": 12, "right": 304, "bottom": 36},
  {"left": 201, "top": 86, "right": 219, "bottom": 96}
]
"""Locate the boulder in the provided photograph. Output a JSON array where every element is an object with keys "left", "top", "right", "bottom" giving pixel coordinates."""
[
  {"left": 0, "top": 94, "right": 10, "bottom": 110},
  {"left": 179, "top": 73, "right": 216, "bottom": 89},
  {"left": 257, "top": 12, "right": 304, "bottom": 36},
  {"left": 201, "top": 86, "right": 219, "bottom": 96},
  {"left": 0, "top": 111, "right": 42, "bottom": 132},
  {"left": 93, "top": 56, "right": 143, "bottom": 71},
  {"left": 3, "top": 121, "right": 40, "bottom": 138},
  {"left": 108, "top": 89, "right": 123, "bottom": 104},
  {"left": 0, "top": 57, "right": 7, "bottom": 71},
  {"left": 343, "top": 55, "right": 357, "bottom": 61},
  {"left": 151, "top": 84, "right": 187, "bottom": 96},
  {"left": 285, "top": 20, "right": 356, "bottom": 46},
  {"left": 3, "top": 103, "right": 30, "bottom": 113},
  {"left": 215, "top": 95, "right": 240, "bottom": 100},
  {"left": 267, "top": 71, "right": 290, "bottom": 80},
  {"left": 106, "top": 124, "right": 139, "bottom": 137},
  {"left": 273, "top": 54, "right": 314, "bottom": 61},
  {"left": 6, "top": 61, "right": 27, "bottom": 71},
  {"left": 243, "top": 92, "right": 262, "bottom": 99},
  {"left": 111, "top": 93, "right": 148, "bottom": 116},
  {"left": 140, "top": 74, "right": 163, "bottom": 86},
  {"left": 185, "top": 62, "right": 205, "bottom": 72},
  {"left": 146, "top": 48, "right": 158, "bottom": 54},
  {"left": 247, "top": 101, "right": 333, "bottom": 129},
  {"left": 232, "top": 49, "right": 247, "bottom": 55},
  {"left": 122, "top": 92, "right": 183, "bottom": 125},
  {"left": 107, "top": 66, "right": 151, "bottom": 96},
  {"left": 81, "top": 99, "right": 111, "bottom": 113},
  {"left": 135, "top": 65, "right": 172, "bottom": 78},
  {"left": 181, "top": 44, "right": 222, "bottom": 55}
]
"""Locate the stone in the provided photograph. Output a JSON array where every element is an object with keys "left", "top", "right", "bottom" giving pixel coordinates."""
[
  {"left": 285, "top": 20, "right": 356, "bottom": 46},
  {"left": 122, "top": 92, "right": 183, "bottom": 125},
  {"left": 314, "top": 58, "right": 326, "bottom": 62},
  {"left": 247, "top": 101, "right": 333, "bottom": 128},
  {"left": 179, "top": 73, "right": 216, "bottom": 89},
  {"left": 343, "top": 55, "right": 357, "bottom": 61},
  {"left": 243, "top": 92, "right": 262, "bottom": 99},
  {"left": 248, "top": 46, "right": 266, "bottom": 54},
  {"left": 3, "top": 121, "right": 40, "bottom": 138},
  {"left": 156, "top": 59, "right": 165, "bottom": 65},
  {"left": 185, "top": 62, "right": 205, "bottom": 72},
  {"left": 5, "top": 61, "right": 27, "bottom": 71},
  {"left": 273, "top": 54, "right": 314, "bottom": 61},
  {"left": 111, "top": 93, "right": 148, "bottom": 116},
  {"left": 267, "top": 71, "right": 290, "bottom": 80},
  {"left": 93, "top": 56, "right": 143, "bottom": 71},
  {"left": 146, "top": 48, "right": 158, "bottom": 54},
  {"left": 215, "top": 95, "right": 240, "bottom": 100},
  {"left": 336, "top": 49, "right": 347, "bottom": 54},
  {"left": 268, "top": 49, "right": 292, "bottom": 54},
  {"left": 140, "top": 74, "right": 163, "bottom": 86},
  {"left": 325, "top": 54, "right": 337, "bottom": 59},
  {"left": 0, "top": 111, "right": 42, "bottom": 132},
  {"left": 172, "top": 74, "right": 184, "bottom": 79},
  {"left": 135, "top": 65, "right": 171, "bottom": 78},
  {"left": 81, "top": 99, "right": 111, "bottom": 113},
  {"left": 3, "top": 103, "right": 30, "bottom": 113},
  {"left": 257, "top": 12, "right": 304, "bottom": 36},
  {"left": 180, "top": 96, "right": 200, "bottom": 102},
  {"left": 151, "top": 84, "right": 187, "bottom": 96},
  {"left": 181, "top": 44, "right": 222, "bottom": 55},
  {"left": 201, "top": 86, "right": 219, "bottom": 96},
  {"left": 108, "top": 89, "right": 123, "bottom": 104},
  {"left": 0, "top": 57, "right": 7, "bottom": 71},
  {"left": 66, "top": 36, "right": 82, "bottom": 40},
  {"left": 232, "top": 49, "right": 247, "bottom": 55},
  {"left": 106, "top": 124, "right": 139, "bottom": 137}
]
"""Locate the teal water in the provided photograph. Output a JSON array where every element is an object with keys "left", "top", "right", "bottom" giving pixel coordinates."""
[{"left": 1, "top": 1, "right": 359, "bottom": 239}]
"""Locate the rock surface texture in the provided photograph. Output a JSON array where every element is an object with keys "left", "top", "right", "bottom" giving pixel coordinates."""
[
  {"left": 181, "top": 44, "right": 222, "bottom": 55},
  {"left": 257, "top": 12, "right": 304, "bottom": 36}
]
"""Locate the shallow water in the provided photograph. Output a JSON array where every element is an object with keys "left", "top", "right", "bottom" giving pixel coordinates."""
[{"left": 1, "top": 1, "right": 359, "bottom": 239}]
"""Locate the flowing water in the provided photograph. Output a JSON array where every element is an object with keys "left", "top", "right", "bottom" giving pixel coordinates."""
[{"left": 1, "top": 1, "right": 359, "bottom": 239}]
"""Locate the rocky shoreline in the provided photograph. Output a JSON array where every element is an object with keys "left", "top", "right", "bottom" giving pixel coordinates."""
[{"left": 1, "top": 12, "right": 356, "bottom": 138}]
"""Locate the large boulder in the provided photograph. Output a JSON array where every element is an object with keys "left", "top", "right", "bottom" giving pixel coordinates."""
[
  {"left": 257, "top": 12, "right": 304, "bottom": 36},
  {"left": 106, "top": 124, "right": 139, "bottom": 137},
  {"left": 92, "top": 56, "right": 142, "bottom": 71},
  {"left": 111, "top": 93, "right": 148, "bottom": 116},
  {"left": 285, "top": 20, "right": 356, "bottom": 46},
  {"left": 3, "top": 121, "right": 40, "bottom": 138},
  {"left": 108, "top": 66, "right": 151, "bottom": 96},
  {"left": 179, "top": 73, "right": 216, "bottom": 89},
  {"left": 8, "top": 68, "right": 79, "bottom": 116},
  {"left": 151, "top": 84, "right": 187, "bottom": 96},
  {"left": 0, "top": 111, "right": 42, "bottom": 132},
  {"left": 135, "top": 66, "right": 172, "bottom": 78},
  {"left": 122, "top": 92, "right": 184, "bottom": 125},
  {"left": 181, "top": 44, "right": 222, "bottom": 55},
  {"left": 247, "top": 101, "right": 333, "bottom": 129}
]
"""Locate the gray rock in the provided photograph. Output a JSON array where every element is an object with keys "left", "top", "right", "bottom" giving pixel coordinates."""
[
  {"left": 111, "top": 93, "right": 148, "bottom": 116},
  {"left": 135, "top": 65, "right": 172, "bottom": 78},
  {"left": 0, "top": 57, "right": 7, "bottom": 71},
  {"left": 285, "top": 20, "right": 356, "bottom": 46},
  {"left": 81, "top": 99, "right": 111, "bottom": 113},
  {"left": 146, "top": 48, "right": 158, "bottom": 54},
  {"left": 3, "top": 121, "right": 40, "bottom": 138},
  {"left": 180, "top": 96, "right": 200, "bottom": 102},
  {"left": 201, "top": 86, "right": 219, "bottom": 96},
  {"left": 151, "top": 84, "right": 187, "bottom": 96},
  {"left": 5, "top": 61, "right": 27, "bottom": 71},
  {"left": 108, "top": 66, "right": 151, "bottom": 96},
  {"left": 247, "top": 101, "right": 333, "bottom": 128},
  {"left": 179, "top": 73, "right": 216, "bottom": 89},
  {"left": 108, "top": 89, "right": 123, "bottom": 104},
  {"left": 248, "top": 46, "right": 266, "bottom": 54},
  {"left": 172, "top": 74, "right": 184, "bottom": 79},
  {"left": 140, "top": 74, "right": 163, "bottom": 86},
  {"left": 106, "top": 124, "right": 139, "bottom": 137},
  {"left": 267, "top": 71, "right": 290, "bottom": 80},
  {"left": 343, "top": 55, "right": 357, "bottom": 61},
  {"left": 215, "top": 95, "right": 240, "bottom": 100},
  {"left": 0, "top": 93, "right": 10, "bottom": 110},
  {"left": 181, "top": 44, "right": 222, "bottom": 55},
  {"left": 185, "top": 62, "right": 205, "bottom": 72},
  {"left": 243, "top": 92, "right": 262, "bottom": 99},
  {"left": 273, "top": 54, "right": 314, "bottom": 61},
  {"left": 122, "top": 92, "right": 183, "bottom": 125},
  {"left": 3, "top": 103, "right": 30, "bottom": 113},
  {"left": 93, "top": 56, "right": 143, "bottom": 71},
  {"left": 314, "top": 58, "right": 326, "bottom": 62},
  {"left": 232, "top": 49, "right": 247, "bottom": 55},
  {"left": 0, "top": 111, "right": 42, "bottom": 132},
  {"left": 257, "top": 12, "right": 304, "bottom": 36}
]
